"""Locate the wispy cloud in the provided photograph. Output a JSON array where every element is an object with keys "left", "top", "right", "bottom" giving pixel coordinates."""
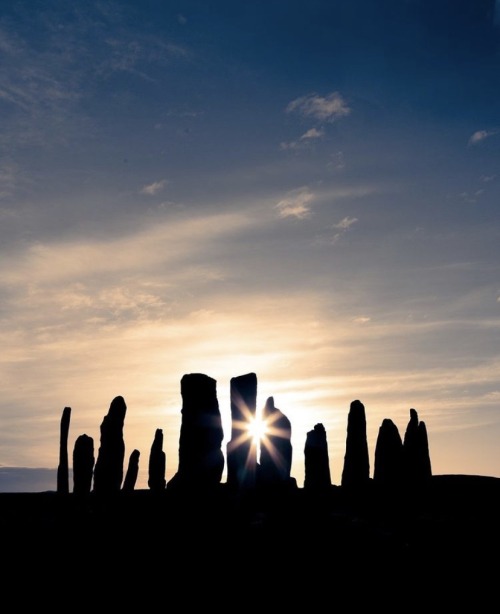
[
  {"left": 0, "top": 29, "right": 80, "bottom": 105},
  {"left": 286, "top": 92, "right": 351, "bottom": 122},
  {"left": 140, "top": 179, "right": 168, "bottom": 195},
  {"left": 275, "top": 187, "right": 314, "bottom": 219},
  {"left": 280, "top": 128, "right": 325, "bottom": 151},
  {"left": 331, "top": 216, "right": 358, "bottom": 243},
  {"left": 468, "top": 129, "right": 498, "bottom": 146},
  {"left": 327, "top": 151, "right": 346, "bottom": 170},
  {"left": 0, "top": 7, "right": 190, "bottom": 151},
  {"left": 0, "top": 163, "right": 22, "bottom": 200},
  {"left": 0, "top": 210, "right": 258, "bottom": 287},
  {"left": 301, "top": 128, "right": 324, "bottom": 140},
  {"left": 99, "top": 37, "right": 188, "bottom": 79}
]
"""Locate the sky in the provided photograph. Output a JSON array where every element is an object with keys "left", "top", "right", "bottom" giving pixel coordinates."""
[{"left": 1, "top": 0, "right": 500, "bottom": 492}]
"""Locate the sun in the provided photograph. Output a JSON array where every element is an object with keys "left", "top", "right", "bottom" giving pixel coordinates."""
[{"left": 247, "top": 415, "right": 268, "bottom": 446}]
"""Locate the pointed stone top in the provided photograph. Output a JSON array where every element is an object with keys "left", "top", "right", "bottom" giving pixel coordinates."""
[
  {"left": 264, "top": 396, "right": 275, "bottom": 415},
  {"left": 107, "top": 396, "right": 127, "bottom": 423}
]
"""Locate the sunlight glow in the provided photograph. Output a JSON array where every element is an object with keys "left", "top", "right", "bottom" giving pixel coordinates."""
[{"left": 247, "top": 415, "right": 269, "bottom": 446}]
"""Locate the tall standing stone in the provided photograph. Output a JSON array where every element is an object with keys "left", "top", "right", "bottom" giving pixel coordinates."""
[
  {"left": 123, "top": 449, "right": 140, "bottom": 492},
  {"left": 226, "top": 372, "right": 258, "bottom": 490},
  {"left": 73, "top": 434, "right": 95, "bottom": 495},
  {"left": 304, "top": 422, "right": 332, "bottom": 491},
  {"left": 373, "top": 418, "right": 404, "bottom": 486},
  {"left": 258, "top": 396, "right": 293, "bottom": 487},
  {"left": 93, "top": 395, "right": 127, "bottom": 494},
  {"left": 403, "top": 408, "right": 432, "bottom": 482},
  {"left": 168, "top": 373, "right": 224, "bottom": 491},
  {"left": 148, "top": 428, "right": 166, "bottom": 492},
  {"left": 57, "top": 406, "right": 71, "bottom": 494},
  {"left": 341, "top": 399, "right": 370, "bottom": 488}
]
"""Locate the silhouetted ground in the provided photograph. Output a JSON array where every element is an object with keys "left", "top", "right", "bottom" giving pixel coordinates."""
[{"left": 1, "top": 475, "right": 498, "bottom": 604}]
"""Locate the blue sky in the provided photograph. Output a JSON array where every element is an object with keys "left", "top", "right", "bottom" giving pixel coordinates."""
[{"left": 1, "top": 0, "right": 500, "bottom": 491}]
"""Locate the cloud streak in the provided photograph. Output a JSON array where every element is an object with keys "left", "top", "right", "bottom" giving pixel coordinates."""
[
  {"left": 468, "top": 129, "right": 498, "bottom": 145},
  {"left": 286, "top": 92, "right": 351, "bottom": 122},
  {"left": 0, "top": 210, "right": 259, "bottom": 287},
  {"left": 280, "top": 128, "right": 325, "bottom": 151},
  {"left": 275, "top": 187, "right": 314, "bottom": 219},
  {"left": 331, "top": 216, "right": 358, "bottom": 243},
  {"left": 141, "top": 180, "right": 168, "bottom": 195}
]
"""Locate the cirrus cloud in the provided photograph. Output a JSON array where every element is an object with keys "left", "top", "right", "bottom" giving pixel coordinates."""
[
  {"left": 275, "top": 187, "right": 314, "bottom": 219},
  {"left": 286, "top": 92, "right": 351, "bottom": 122},
  {"left": 468, "top": 129, "right": 498, "bottom": 146},
  {"left": 332, "top": 216, "right": 358, "bottom": 243},
  {"left": 140, "top": 179, "right": 168, "bottom": 195}
]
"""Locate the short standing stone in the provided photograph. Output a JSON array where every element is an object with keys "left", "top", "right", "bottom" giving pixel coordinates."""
[
  {"left": 148, "top": 429, "right": 166, "bottom": 492},
  {"left": 373, "top": 418, "right": 404, "bottom": 486},
  {"left": 123, "top": 449, "right": 140, "bottom": 492},
  {"left": 403, "top": 408, "right": 432, "bottom": 482},
  {"left": 73, "top": 434, "right": 95, "bottom": 495},
  {"left": 304, "top": 423, "right": 332, "bottom": 490}
]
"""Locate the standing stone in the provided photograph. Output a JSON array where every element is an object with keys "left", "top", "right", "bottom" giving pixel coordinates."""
[
  {"left": 123, "top": 449, "right": 140, "bottom": 492},
  {"left": 417, "top": 421, "right": 432, "bottom": 478},
  {"left": 148, "top": 429, "right": 166, "bottom": 492},
  {"left": 258, "top": 396, "right": 293, "bottom": 487},
  {"left": 403, "top": 408, "right": 432, "bottom": 482},
  {"left": 373, "top": 418, "right": 404, "bottom": 486},
  {"left": 341, "top": 400, "right": 370, "bottom": 488},
  {"left": 168, "top": 373, "right": 224, "bottom": 491},
  {"left": 73, "top": 434, "right": 95, "bottom": 495},
  {"left": 93, "top": 396, "right": 127, "bottom": 494},
  {"left": 57, "top": 406, "right": 71, "bottom": 494},
  {"left": 304, "top": 423, "right": 332, "bottom": 491},
  {"left": 226, "top": 372, "right": 258, "bottom": 490}
]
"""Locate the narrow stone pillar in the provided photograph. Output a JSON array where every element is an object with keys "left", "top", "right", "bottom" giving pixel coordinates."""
[
  {"left": 226, "top": 372, "right": 258, "bottom": 490},
  {"left": 57, "top": 406, "right": 71, "bottom": 494}
]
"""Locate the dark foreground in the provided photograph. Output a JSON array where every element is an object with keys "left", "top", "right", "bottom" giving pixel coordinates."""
[{"left": 2, "top": 474, "right": 499, "bottom": 604}]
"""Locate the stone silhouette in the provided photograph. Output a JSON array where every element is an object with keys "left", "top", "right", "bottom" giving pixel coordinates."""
[
  {"left": 341, "top": 400, "right": 370, "bottom": 488},
  {"left": 373, "top": 418, "right": 404, "bottom": 486},
  {"left": 168, "top": 373, "right": 224, "bottom": 491},
  {"left": 304, "top": 422, "right": 332, "bottom": 491},
  {"left": 257, "top": 396, "right": 293, "bottom": 488},
  {"left": 226, "top": 372, "right": 258, "bottom": 490},
  {"left": 57, "top": 406, "right": 71, "bottom": 494},
  {"left": 403, "top": 408, "right": 432, "bottom": 482},
  {"left": 93, "top": 395, "right": 127, "bottom": 494},
  {"left": 123, "top": 449, "right": 140, "bottom": 492},
  {"left": 73, "top": 434, "right": 95, "bottom": 495},
  {"left": 148, "top": 428, "right": 166, "bottom": 492}
]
